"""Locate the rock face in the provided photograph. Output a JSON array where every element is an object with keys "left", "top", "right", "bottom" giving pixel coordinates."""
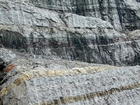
[
  {"left": 0, "top": 48, "right": 16, "bottom": 66},
  {"left": 0, "top": 0, "right": 140, "bottom": 65},
  {"left": 0, "top": 1, "right": 140, "bottom": 104},
  {"left": 29, "top": 0, "right": 140, "bottom": 31},
  {"left": 0, "top": 48, "right": 16, "bottom": 82},
  {"left": 0, "top": 0, "right": 140, "bottom": 105},
  {"left": 0, "top": 52, "right": 140, "bottom": 105}
]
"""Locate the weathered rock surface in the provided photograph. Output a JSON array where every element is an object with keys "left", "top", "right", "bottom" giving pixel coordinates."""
[
  {"left": 29, "top": 0, "right": 140, "bottom": 31},
  {"left": 0, "top": 1, "right": 140, "bottom": 105},
  {"left": 0, "top": 48, "right": 16, "bottom": 67},
  {"left": 0, "top": 0, "right": 140, "bottom": 65},
  {"left": 0, "top": 51, "right": 140, "bottom": 105},
  {"left": 0, "top": 48, "right": 16, "bottom": 82}
]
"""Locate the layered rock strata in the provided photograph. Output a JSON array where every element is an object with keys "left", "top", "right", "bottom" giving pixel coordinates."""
[
  {"left": 0, "top": 52, "right": 140, "bottom": 105},
  {"left": 0, "top": 0, "right": 140, "bottom": 65},
  {"left": 0, "top": 0, "right": 140, "bottom": 105},
  {"left": 29, "top": 0, "right": 140, "bottom": 31}
]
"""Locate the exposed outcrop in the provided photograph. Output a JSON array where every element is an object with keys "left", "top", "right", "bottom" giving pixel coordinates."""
[
  {"left": 0, "top": 50, "right": 140, "bottom": 105},
  {"left": 0, "top": 48, "right": 16, "bottom": 82},
  {"left": 0, "top": 0, "right": 140, "bottom": 65},
  {"left": 0, "top": 0, "right": 140, "bottom": 105},
  {"left": 0, "top": 48, "right": 16, "bottom": 67},
  {"left": 29, "top": 0, "right": 140, "bottom": 31}
]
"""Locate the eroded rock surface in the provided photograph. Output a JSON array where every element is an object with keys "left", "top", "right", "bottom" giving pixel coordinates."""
[
  {"left": 29, "top": 0, "right": 140, "bottom": 31},
  {"left": 0, "top": 0, "right": 140, "bottom": 65},
  {"left": 0, "top": 1, "right": 140, "bottom": 105},
  {"left": 0, "top": 48, "right": 16, "bottom": 82},
  {"left": 0, "top": 48, "right": 16, "bottom": 66},
  {"left": 0, "top": 51, "right": 140, "bottom": 105}
]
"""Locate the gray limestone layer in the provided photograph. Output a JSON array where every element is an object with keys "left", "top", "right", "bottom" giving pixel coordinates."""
[
  {"left": 0, "top": 50, "right": 140, "bottom": 105},
  {"left": 0, "top": 0, "right": 140, "bottom": 65},
  {"left": 0, "top": 0, "right": 140, "bottom": 105},
  {"left": 29, "top": 0, "right": 140, "bottom": 31}
]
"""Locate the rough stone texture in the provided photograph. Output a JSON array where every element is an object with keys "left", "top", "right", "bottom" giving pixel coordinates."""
[
  {"left": 0, "top": 1, "right": 140, "bottom": 105},
  {"left": 0, "top": 48, "right": 16, "bottom": 67},
  {"left": 0, "top": 48, "right": 16, "bottom": 82},
  {"left": 0, "top": 0, "right": 140, "bottom": 65},
  {"left": 29, "top": 0, "right": 140, "bottom": 31},
  {"left": 0, "top": 52, "right": 140, "bottom": 105}
]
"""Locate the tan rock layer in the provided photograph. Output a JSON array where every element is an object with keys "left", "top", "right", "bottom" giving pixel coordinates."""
[
  {"left": 0, "top": 66, "right": 115, "bottom": 98},
  {"left": 32, "top": 82, "right": 140, "bottom": 105}
]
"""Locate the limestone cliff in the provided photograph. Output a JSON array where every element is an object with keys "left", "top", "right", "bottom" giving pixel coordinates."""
[
  {"left": 0, "top": 0, "right": 140, "bottom": 104},
  {"left": 0, "top": 0, "right": 140, "bottom": 65},
  {"left": 0, "top": 49, "right": 140, "bottom": 105},
  {"left": 30, "top": 0, "right": 140, "bottom": 31}
]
